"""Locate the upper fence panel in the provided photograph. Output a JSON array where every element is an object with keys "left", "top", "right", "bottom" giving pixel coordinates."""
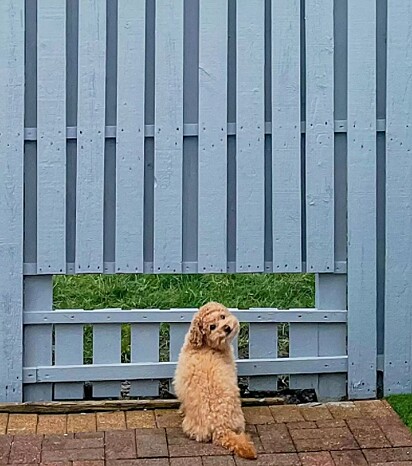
[{"left": 20, "top": 0, "right": 388, "bottom": 275}]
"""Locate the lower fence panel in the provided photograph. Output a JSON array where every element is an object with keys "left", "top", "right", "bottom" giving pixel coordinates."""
[{"left": 22, "top": 307, "right": 348, "bottom": 401}]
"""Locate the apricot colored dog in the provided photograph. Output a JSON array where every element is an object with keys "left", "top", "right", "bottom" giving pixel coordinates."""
[{"left": 173, "top": 302, "right": 257, "bottom": 460}]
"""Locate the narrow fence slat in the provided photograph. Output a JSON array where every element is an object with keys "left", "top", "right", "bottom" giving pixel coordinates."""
[
  {"left": 249, "top": 324, "right": 278, "bottom": 391},
  {"left": 170, "top": 323, "right": 189, "bottom": 362},
  {"left": 305, "top": 0, "right": 335, "bottom": 272},
  {"left": 385, "top": 2, "right": 412, "bottom": 395},
  {"left": 37, "top": 0, "right": 66, "bottom": 274},
  {"left": 154, "top": 0, "right": 184, "bottom": 273},
  {"left": 115, "top": 0, "right": 145, "bottom": 273},
  {"left": 169, "top": 323, "right": 189, "bottom": 393},
  {"left": 131, "top": 324, "right": 160, "bottom": 397},
  {"left": 93, "top": 324, "right": 122, "bottom": 398},
  {"left": 23, "top": 277, "right": 53, "bottom": 401},
  {"left": 54, "top": 325, "right": 84, "bottom": 400},
  {"left": 75, "top": 0, "right": 106, "bottom": 273},
  {"left": 271, "top": 0, "right": 302, "bottom": 272},
  {"left": 0, "top": 0, "right": 25, "bottom": 402},
  {"left": 316, "top": 274, "right": 347, "bottom": 400},
  {"left": 236, "top": 0, "right": 265, "bottom": 272},
  {"left": 347, "top": 0, "right": 377, "bottom": 399},
  {"left": 198, "top": 0, "right": 228, "bottom": 273},
  {"left": 289, "top": 324, "right": 319, "bottom": 393}
]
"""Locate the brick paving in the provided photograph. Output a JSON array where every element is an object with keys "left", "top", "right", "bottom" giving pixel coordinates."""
[{"left": 0, "top": 401, "right": 411, "bottom": 464}]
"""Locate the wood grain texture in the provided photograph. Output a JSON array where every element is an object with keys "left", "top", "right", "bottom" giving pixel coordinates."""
[
  {"left": 198, "top": 0, "right": 228, "bottom": 273},
  {"left": 116, "top": 0, "right": 145, "bottom": 273},
  {"left": 271, "top": 0, "right": 302, "bottom": 272},
  {"left": 37, "top": 0, "right": 66, "bottom": 274},
  {"left": 305, "top": 0, "right": 335, "bottom": 272},
  {"left": 0, "top": 0, "right": 25, "bottom": 402},
  {"left": 154, "top": 0, "right": 184, "bottom": 273},
  {"left": 23, "top": 277, "right": 53, "bottom": 401},
  {"left": 236, "top": 0, "right": 265, "bottom": 272},
  {"left": 385, "top": 1, "right": 412, "bottom": 395},
  {"left": 347, "top": 0, "right": 377, "bottom": 399},
  {"left": 76, "top": 0, "right": 106, "bottom": 273}
]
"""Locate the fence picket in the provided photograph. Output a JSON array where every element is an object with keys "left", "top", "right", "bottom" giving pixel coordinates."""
[
  {"left": 236, "top": 0, "right": 265, "bottom": 272},
  {"left": 131, "top": 324, "right": 160, "bottom": 397},
  {"left": 198, "top": 0, "right": 228, "bottom": 273},
  {"left": 154, "top": 0, "right": 184, "bottom": 273},
  {"left": 115, "top": 0, "right": 145, "bottom": 273},
  {"left": 0, "top": 0, "right": 25, "bottom": 402},
  {"left": 271, "top": 0, "right": 302, "bottom": 272},
  {"left": 76, "top": 0, "right": 106, "bottom": 273},
  {"left": 37, "top": 0, "right": 66, "bottom": 274},
  {"left": 93, "top": 324, "right": 122, "bottom": 398},
  {"left": 385, "top": 1, "right": 412, "bottom": 395},
  {"left": 305, "top": 0, "right": 334, "bottom": 272},
  {"left": 347, "top": 0, "right": 377, "bottom": 399},
  {"left": 54, "top": 325, "right": 84, "bottom": 400}
]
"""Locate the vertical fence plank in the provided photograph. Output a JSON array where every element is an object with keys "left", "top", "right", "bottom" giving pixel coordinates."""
[
  {"left": 154, "top": 0, "right": 184, "bottom": 273},
  {"left": 0, "top": 0, "right": 24, "bottom": 402},
  {"left": 236, "top": 0, "right": 265, "bottom": 273},
  {"left": 54, "top": 325, "right": 84, "bottom": 400},
  {"left": 169, "top": 322, "right": 189, "bottom": 393},
  {"left": 289, "top": 324, "right": 319, "bottom": 393},
  {"left": 76, "top": 0, "right": 106, "bottom": 273},
  {"left": 23, "top": 276, "right": 53, "bottom": 401},
  {"left": 198, "top": 0, "right": 228, "bottom": 273},
  {"left": 271, "top": 0, "right": 301, "bottom": 273},
  {"left": 305, "top": 0, "right": 334, "bottom": 272},
  {"left": 93, "top": 324, "right": 122, "bottom": 398},
  {"left": 37, "top": 0, "right": 66, "bottom": 274},
  {"left": 131, "top": 324, "right": 160, "bottom": 396},
  {"left": 385, "top": 2, "right": 412, "bottom": 395},
  {"left": 116, "top": 0, "right": 145, "bottom": 273},
  {"left": 317, "top": 274, "right": 347, "bottom": 400},
  {"left": 249, "top": 324, "right": 278, "bottom": 391},
  {"left": 347, "top": 0, "right": 377, "bottom": 399}
]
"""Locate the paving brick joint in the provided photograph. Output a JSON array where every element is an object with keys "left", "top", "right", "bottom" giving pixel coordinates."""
[{"left": 0, "top": 401, "right": 411, "bottom": 464}]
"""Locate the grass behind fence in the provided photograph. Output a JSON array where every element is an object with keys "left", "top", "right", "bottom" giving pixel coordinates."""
[{"left": 53, "top": 274, "right": 315, "bottom": 363}]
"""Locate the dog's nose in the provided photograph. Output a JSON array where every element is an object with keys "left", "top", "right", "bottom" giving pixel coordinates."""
[{"left": 224, "top": 325, "right": 231, "bottom": 334}]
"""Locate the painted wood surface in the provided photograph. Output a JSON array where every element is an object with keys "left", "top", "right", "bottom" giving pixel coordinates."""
[
  {"left": 385, "top": 1, "right": 412, "bottom": 395},
  {"left": 347, "top": 0, "right": 377, "bottom": 399},
  {"left": 198, "top": 0, "right": 228, "bottom": 273},
  {"left": 116, "top": 0, "right": 146, "bottom": 273},
  {"left": 271, "top": 0, "right": 302, "bottom": 272},
  {"left": 154, "top": 0, "right": 184, "bottom": 273},
  {"left": 305, "top": 0, "right": 335, "bottom": 272},
  {"left": 236, "top": 0, "right": 265, "bottom": 272},
  {"left": 37, "top": 0, "right": 66, "bottom": 274},
  {"left": 76, "top": 0, "right": 106, "bottom": 273},
  {"left": 0, "top": 0, "right": 25, "bottom": 402}
]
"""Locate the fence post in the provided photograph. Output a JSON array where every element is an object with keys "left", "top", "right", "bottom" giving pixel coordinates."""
[{"left": 0, "top": 0, "right": 25, "bottom": 402}]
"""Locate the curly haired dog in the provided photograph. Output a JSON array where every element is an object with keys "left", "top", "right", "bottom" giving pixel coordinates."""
[{"left": 173, "top": 302, "right": 257, "bottom": 460}]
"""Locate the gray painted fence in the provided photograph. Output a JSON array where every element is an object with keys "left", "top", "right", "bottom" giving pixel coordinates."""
[{"left": 0, "top": 0, "right": 410, "bottom": 402}]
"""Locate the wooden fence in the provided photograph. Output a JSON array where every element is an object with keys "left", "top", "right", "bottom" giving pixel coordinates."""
[{"left": 0, "top": 0, "right": 410, "bottom": 402}]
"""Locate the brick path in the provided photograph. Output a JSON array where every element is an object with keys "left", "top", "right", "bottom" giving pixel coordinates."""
[{"left": 1, "top": 401, "right": 412, "bottom": 464}]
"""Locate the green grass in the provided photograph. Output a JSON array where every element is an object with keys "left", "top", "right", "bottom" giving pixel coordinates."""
[
  {"left": 53, "top": 273, "right": 315, "bottom": 364},
  {"left": 387, "top": 395, "right": 412, "bottom": 430},
  {"left": 54, "top": 273, "right": 315, "bottom": 310}
]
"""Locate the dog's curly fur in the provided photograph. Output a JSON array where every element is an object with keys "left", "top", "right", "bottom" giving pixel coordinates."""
[{"left": 173, "top": 302, "right": 257, "bottom": 460}]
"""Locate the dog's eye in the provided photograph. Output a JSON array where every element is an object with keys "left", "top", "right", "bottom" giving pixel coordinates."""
[
  {"left": 210, "top": 324, "right": 216, "bottom": 331},
  {"left": 221, "top": 315, "right": 225, "bottom": 320}
]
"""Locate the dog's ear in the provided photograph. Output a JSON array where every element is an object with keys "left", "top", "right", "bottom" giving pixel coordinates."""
[{"left": 188, "top": 315, "right": 203, "bottom": 348}]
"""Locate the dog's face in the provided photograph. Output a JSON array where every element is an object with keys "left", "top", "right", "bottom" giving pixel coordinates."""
[{"left": 188, "top": 302, "right": 240, "bottom": 350}]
